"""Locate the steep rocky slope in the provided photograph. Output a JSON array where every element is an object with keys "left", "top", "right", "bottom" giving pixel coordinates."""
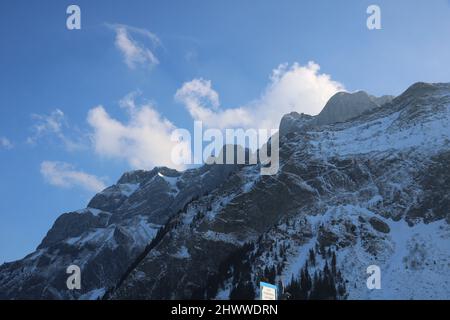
[
  {"left": 1, "top": 82, "right": 449, "bottom": 300},
  {"left": 0, "top": 165, "right": 239, "bottom": 299},
  {"left": 315, "top": 90, "right": 380, "bottom": 125}
]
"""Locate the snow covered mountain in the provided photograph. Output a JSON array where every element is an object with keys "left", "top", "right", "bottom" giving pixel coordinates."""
[
  {"left": 1, "top": 82, "right": 449, "bottom": 300},
  {"left": 0, "top": 165, "right": 239, "bottom": 299}
]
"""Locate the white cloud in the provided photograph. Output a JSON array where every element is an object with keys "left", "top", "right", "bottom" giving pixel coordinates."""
[
  {"left": 174, "top": 78, "right": 220, "bottom": 120},
  {"left": 0, "top": 137, "right": 13, "bottom": 149},
  {"left": 85, "top": 61, "right": 343, "bottom": 171},
  {"left": 111, "top": 24, "right": 160, "bottom": 69},
  {"left": 28, "top": 109, "right": 65, "bottom": 143},
  {"left": 175, "top": 61, "right": 344, "bottom": 130},
  {"left": 41, "top": 161, "right": 106, "bottom": 193},
  {"left": 27, "top": 109, "right": 85, "bottom": 151},
  {"left": 87, "top": 92, "right": 186, "bottom": 170}
]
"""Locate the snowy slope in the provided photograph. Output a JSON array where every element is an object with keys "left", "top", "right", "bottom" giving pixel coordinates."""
[{"left": 1, "top": 82, "right": 449, "bottom": 300}]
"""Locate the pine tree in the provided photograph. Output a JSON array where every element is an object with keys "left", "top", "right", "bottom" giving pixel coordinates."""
[
  {"left": 299, "top": 267, "right": 309, "bottom": 299},
  {"left": 269, "top": 266, "right": 276, "bottom": 283},
  {"left": 277, "top": 263, "right": 282, "bottom": 275},
  {"left": 277, "top": 280, "right": 284, "bottom": 297},
  {"left": 331, "top": 251, "right": 337, "bottom": 276},
  {"left": 323, "top": 260, "right": 330, "bottom": 276},
  {"left": 304, "top": 265, "right": 312, "bottom": 292},
  {"left": 230, "top": 281, "right": 255, "bottom": 300},
  {"left": 309, "top": 248, "right": 316, "bottom": 266}
]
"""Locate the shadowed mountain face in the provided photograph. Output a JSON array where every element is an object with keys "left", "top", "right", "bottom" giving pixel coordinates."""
[
  {"left": 1, "top": 82, "right": 450, "bottom": 300},
  {"left": 369, "top": 94, "right": 395, "bottom": 107},
  {"left": 315, "top": 91, "right": 380, "bottom": 126},
  {"left": 0, "top": 164, "right": 240, "bottom": 299}
]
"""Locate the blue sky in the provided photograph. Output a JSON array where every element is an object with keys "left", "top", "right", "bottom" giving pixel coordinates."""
[{"left": 1, "top": 0, "right": 450, "bottom": 263}]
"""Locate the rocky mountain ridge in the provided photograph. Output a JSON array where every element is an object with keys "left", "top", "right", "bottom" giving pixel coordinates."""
[{"left": 1, "top": 82, "right": 449, "bottom": 300}]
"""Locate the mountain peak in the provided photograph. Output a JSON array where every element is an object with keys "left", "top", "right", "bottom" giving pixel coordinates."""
[
  {"left": 2, "top": 81, "right": 450, "bottom": 300},
  {"left": 279, "top": 111, "right": 314, "bottom": 135},
  {"left": 315, "top": 90, "right": 379, "bottom": 125},
  {"left": 388, "top": 82, "right": 450, "bottom": 114},
  {"left": 118, "top": 170, "right": 153, "bottom": 185},
  {"left": 395, "top": 82, "right": 443, "bottom": 102}
]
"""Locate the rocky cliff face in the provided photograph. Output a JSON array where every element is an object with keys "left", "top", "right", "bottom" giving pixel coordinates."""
[
  {"left": 0, "top": 165, "right": 239, "bottom": 299},
  {"left": 1, "top": 82, "right": 449, "bottom": 300},
  {"left": 315, "top": 90, "right": 380, "bottom": 126}
]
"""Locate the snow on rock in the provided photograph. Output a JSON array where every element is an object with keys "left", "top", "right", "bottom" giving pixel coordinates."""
[
  {"left": 172, "top": 246, "right": 190, "bottom": 259},
  {"left": 79, "top": 287, "right": 106, "bottom": 300},
  {"left": 118, "top": 183, "right": 140, "bottom": 197},
  {"left": 2, "top": 82, "right": 450, "bottom": 300},
  {"left": 311, "top": 103, "right": 450, "bottom": 158}
]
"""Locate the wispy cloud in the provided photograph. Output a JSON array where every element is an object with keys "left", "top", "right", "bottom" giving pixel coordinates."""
[
  {"left": 0, "top": 136, "right": 13, "bottom": 150},
  {"left": 40, "top": 161, "right": 106, "bottom": 193},
  {"left": 28, "top": 109, "right": 65, "bottom": 142},
  {"left": 109, "top": 24, "right": 160, "bottom": 70},
  {"left": 175, "top": 61, "right": 344, "bottom": 130},
  {"left": 87, "top": 91, "right": 187, "bottom": 170},
  {"left": 27, "top": 109, "right": 86, "bottom": 151}
]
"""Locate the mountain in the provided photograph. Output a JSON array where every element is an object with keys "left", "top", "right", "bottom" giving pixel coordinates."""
[
  {"left": 0, "top": 165, "right": 239, "bottom": 299},
  {"left": 315, "top": 90, "right": 380, "bottom": 125},
  {"left": 1, "top": 82, "right": 449, "bottom": 300},
  {"left": 369, "top": 94, "right": 395, "bottom": 107}
]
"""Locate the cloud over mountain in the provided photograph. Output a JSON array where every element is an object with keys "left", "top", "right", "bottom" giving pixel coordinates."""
[
  {"left": 87, "top": 92, "right": 186, "bottom": 170},
  {"left": 40, "top": 161, "right": 106, "bottom": 193},
  {"left": 175, "top": 61, "right": 344, "bottom": 130}
]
